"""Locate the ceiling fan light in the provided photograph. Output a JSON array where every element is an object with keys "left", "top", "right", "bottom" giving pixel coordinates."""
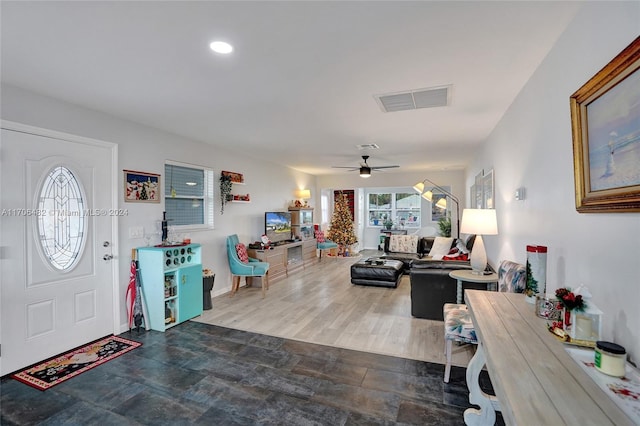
[
  {"left": 360, "top": 166, "right": 371, "bottom": 178},
  {"left": 210, "top": 41, "right": 233, "bottom": 54}
]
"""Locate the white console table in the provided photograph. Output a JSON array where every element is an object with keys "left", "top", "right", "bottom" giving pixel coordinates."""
[{"left": 464, "top": 290, "right": 633, "bottom": 425}]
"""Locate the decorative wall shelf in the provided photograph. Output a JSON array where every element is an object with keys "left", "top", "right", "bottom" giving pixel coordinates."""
[
  {"left": 228, "top": 194, "right": 251, "bottom": 202},
  {"left": 220, "top": 171, "right": 247, "bottom": 214}
]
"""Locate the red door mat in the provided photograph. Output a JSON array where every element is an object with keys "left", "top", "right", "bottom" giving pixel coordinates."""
[{"left": 11, "top": 335, "right": 142, "bottom": 391}]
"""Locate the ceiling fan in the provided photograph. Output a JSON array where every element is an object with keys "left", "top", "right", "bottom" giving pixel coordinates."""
[{"left": 332, "top": 155, "right": 399, "bottom": 178}]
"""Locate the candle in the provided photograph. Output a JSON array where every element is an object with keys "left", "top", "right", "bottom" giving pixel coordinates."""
[{"left": 575, "top": 315, "right": 592, "bottom": 340}]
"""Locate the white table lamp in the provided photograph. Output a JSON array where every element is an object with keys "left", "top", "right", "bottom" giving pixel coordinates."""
[{"left": 460, "top": 209, "right": 498, "bottom": 274}]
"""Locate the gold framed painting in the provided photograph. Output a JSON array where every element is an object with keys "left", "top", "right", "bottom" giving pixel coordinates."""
[{"left": 570, "top": 36, "right": 640, "bottom": 213}]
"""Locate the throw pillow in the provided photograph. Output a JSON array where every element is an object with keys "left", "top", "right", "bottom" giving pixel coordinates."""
[
  {"left": 443, "top": 252, "right": 469, "bottom": 261},
  {"left": 315, "top": 230, "right": 325, "bottom": 243},
  {"left": 428, "top": 237, "right": 454, "bottom": 260},
  {"left": 389, "top": 235, "right": 419, "bottom": 253},
  {"left": 455, "top": 239, "right": 470, "bottom": 254},
  {"left": 465, "top": 234, "right": 477, "bottom": 252},
  {"left": 235, "top": 243, "right": 249, "bottom": 263}
]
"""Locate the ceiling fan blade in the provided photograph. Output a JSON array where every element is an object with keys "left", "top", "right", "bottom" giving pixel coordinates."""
[
  {"left": 371, "top": 165, "right": 400, "bottom": 170},
  {"left": 331, "top": 155, "right": 399, "bottom": 173}
]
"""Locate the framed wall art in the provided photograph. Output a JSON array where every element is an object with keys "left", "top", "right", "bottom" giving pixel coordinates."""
[
  {"left": 221, "top": 170, "right": 244, "bottom": 184},
  {"left": 124, "top": 170, "right": 160, "bottom": 203},
  {"left": 431, "top": 193, "right": 447, "bottom": 222},
  {"left": 570, "top": 36, "right": 640, "bottom": 212},
  {"left": 482, "top": 169, "right": 494, "bottom": 209},
  {"left": 470, "top": 169, "right": 494, "bottom": 209},
  {"left": 474, "top": 170, "right": 484, "bottom": 208}
]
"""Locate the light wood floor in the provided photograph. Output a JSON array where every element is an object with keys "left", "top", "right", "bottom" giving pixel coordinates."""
[{"left": 194, "top": 252, "right": 475, "bottom": 367}]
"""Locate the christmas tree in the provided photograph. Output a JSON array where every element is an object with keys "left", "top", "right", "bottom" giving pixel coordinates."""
[
  {"left": 139, "top": 180, "right": 149, "bottom": 200},
  {"left": 327, "top": 192, "right": 358, "bottom": 254}
]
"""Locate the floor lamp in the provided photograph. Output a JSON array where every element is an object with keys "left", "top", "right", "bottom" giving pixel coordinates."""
[
  {"left": 460, "top": 209, "right": 498, "bottom": 274},
  {"left": 413, "top": 178, "right": 460, "bottom": 238}
]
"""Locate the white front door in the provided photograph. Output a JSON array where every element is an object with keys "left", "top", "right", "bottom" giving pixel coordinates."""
[{"left": 0, "top": 123, "right": 118, "bottom": 375}]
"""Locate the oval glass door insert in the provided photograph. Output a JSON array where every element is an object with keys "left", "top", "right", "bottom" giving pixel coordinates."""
[{"left": 37, "top": 166, "right": 86, "bottom": 270}]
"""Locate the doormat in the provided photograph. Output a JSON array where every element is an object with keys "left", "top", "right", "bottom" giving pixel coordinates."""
[{"left": 11, "top": 335, "right": 142, "bottom": 391}]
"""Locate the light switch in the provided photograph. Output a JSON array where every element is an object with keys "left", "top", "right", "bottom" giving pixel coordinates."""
[{"left": 129, "top": 226, "right": 144, "bottom": 238}]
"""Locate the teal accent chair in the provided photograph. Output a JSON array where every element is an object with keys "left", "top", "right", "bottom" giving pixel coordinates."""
[
  {"left": 317, "top": 240, "right": 338, "bottom": 260},
  {"left": 226, "top": 234, "right": 270, "bottom": 298}
]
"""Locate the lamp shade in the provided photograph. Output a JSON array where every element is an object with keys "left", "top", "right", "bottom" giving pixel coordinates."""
[
  {"left": 435, "top": 198, "right": 447, "bottom": 209},
  {"left": 460, "top": 209, "right": 498, "bottom": 235},
  {"left": 421, "top": 190, "right": 434, "bottom": 202},
  {"left": 295, "top": 189, "right": 311, "bottom": 200},
  {"left": 413, "top": 181, "right": 425, "bottom": 194}
]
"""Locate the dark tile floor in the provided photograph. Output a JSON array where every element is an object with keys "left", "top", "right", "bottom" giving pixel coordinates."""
[{"left": 1, "top": 322, "right": 503, "bottom": 425}]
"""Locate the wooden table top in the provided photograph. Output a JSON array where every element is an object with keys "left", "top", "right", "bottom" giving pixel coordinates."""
[
  {"left": 449, "top": 269, "right": 498, "bottom": 283},
  {"left": 464, "top": 290, "right": 633, "bottom": 426}
]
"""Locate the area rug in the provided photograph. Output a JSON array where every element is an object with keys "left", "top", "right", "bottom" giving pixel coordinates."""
[{"left": 11, "top": 335, "right": 142, "bottom": 391}]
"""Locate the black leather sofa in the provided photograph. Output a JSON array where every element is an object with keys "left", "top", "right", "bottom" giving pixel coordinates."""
[
  {"left": 380, "top": 235, "right": 490, "bottom": 321},
  {"left": 409, "top": 261, "right": 489, "bottom": 320},
  {"left": 381, "top": 235, "right": 475, "bottom": 271},
  {"left": 379, "top": 236, "right": 432, "bottom": 271}
]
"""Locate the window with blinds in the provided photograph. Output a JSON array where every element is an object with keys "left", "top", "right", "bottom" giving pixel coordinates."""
[{"left": 164, "top": 162, "right": 214, "bottom": 228}]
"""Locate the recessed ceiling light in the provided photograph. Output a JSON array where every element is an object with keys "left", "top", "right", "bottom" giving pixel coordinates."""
[{"left": 209, "top": 41, "right": 233, "bottom": 54}]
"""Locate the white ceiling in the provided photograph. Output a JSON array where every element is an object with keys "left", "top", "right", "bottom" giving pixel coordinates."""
[{"left": 1, "top": 1, "right": 582, "bottom": 176}]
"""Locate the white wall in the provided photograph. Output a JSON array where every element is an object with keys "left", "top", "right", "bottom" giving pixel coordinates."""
[
  {"left": 1, "top": 84, "right": 316, "bottom": 332},
  {"left": 468, "top": 3, "right": 640, "bottom": 364}
]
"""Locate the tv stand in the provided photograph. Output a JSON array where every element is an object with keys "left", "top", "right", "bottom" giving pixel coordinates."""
[{"left": 247, "top": 239, "right": 317, "bottom": 283}]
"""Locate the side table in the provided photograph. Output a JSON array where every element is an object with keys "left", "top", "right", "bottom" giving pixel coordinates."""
[{"left": 449, "top": 269, "right": 498, "bottom": 304}]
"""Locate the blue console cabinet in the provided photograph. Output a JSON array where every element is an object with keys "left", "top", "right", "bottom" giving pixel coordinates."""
[{"left": 137, "top": 244, "right": 203, "bottom": 332}]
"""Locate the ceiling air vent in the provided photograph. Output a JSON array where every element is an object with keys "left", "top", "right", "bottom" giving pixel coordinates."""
[
  {"left": 356, "top": 143, "right": 380, "bottom": 150},
  {"left": 374, "top": 85, "right": 451, "bottom": 113}
]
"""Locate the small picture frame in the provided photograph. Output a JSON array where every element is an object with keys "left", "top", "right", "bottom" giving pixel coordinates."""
[{"left": 124, "top": 170, "right": 160, "bottom": 203}]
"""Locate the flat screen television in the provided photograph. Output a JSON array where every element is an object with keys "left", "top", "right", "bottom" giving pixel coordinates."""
[{"left": 265, "top": 212, "right": 292, "bottom": 244}]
